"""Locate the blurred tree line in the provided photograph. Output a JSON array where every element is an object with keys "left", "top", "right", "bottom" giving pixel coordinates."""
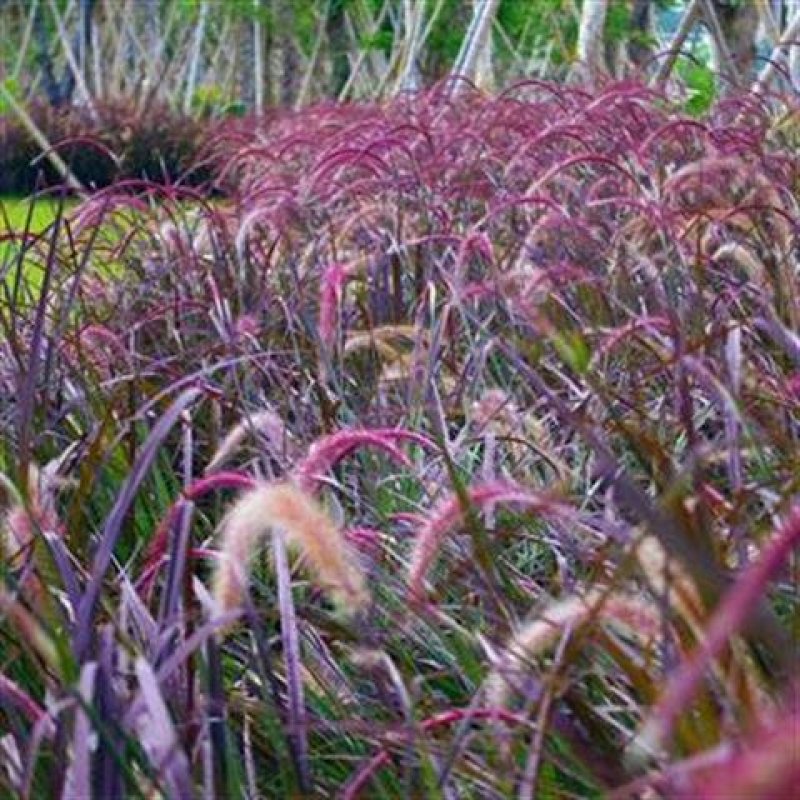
[
  {"left": 1, "top": 0, "right": 797, "bottom": 117},
  {"left": 0, "top": 0, "right": 798, "bottom": 191}
]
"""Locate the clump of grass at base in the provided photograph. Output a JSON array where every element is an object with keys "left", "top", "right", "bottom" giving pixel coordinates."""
[{"left": 0, "top": 79, "right": 797, "bottom": 797}]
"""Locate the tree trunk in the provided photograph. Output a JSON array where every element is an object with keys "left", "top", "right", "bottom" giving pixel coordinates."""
[
  {"left": 753, "top": 1, "right": 800, "bottom": 92},
  {"left": 451, "top": 0, "right": 501, "bottom": 92},
  {"left": 326, "top": 0, "right": 351, "bottom": 98},
  {"left": 576, "top": 0, "right": 608, "bottom": 82},
  {"left": 708, "top": 0, "right": 759, "bottom": 86},
  {"left": 628, "top": 0, "right": 654, "bottom": 71},
  {"left": 268, "top": 0, "right": 300, "bottom": 106},
  {"left": 239, "top": 3, "right": 260, "bottom": 113},
  {"left": 33, "top": 2, "right": 65, "bottom": 106},
  {"left": 398, "top": 0, "right": 424, "bottom": 91},
  {"left": 183, "top": 0, "right": 209, "bottom": 114},
  {"left": 652, "top": 0, "right": 702, "bottom": 85},
  {"left": 77, "top": 0, "right": 95, "bottom": 86}
]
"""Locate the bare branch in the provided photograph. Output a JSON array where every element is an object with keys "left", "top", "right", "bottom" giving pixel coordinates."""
[
  {"left": 753, "top": 6, "right": 800, "bottom": 92},
  {"left": 451, "top": 0, "right": 501, "bottom": 93},
  {"left": 653, "top": 0, "right": 702, "bottom": 86}
]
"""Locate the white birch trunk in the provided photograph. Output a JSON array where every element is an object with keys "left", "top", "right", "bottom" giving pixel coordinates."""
[
  {"left": 577, "top": 0, "right": 608, "bottom": 79},
  {"left": 183, "top": 0, "right": 209, "bottom": 115},
  {"left": 451, "top": 0, "right": 501, "bottom": 92}
]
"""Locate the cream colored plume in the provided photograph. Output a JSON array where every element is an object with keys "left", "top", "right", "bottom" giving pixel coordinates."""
[
  {"left": 212, "top": 481, "right": 369, "bottom": 618},
  {"left": 343, "top": 325, "right": 418, "bottom": 358},
  {"left": 486, "top": 590, "right": 661, "bottom": 708},
  {"left": 635, "top": 533, "right": 705, "bottom": 635},
  {"left": 206, "top": 409, "right": 290, "bottom": 474}
]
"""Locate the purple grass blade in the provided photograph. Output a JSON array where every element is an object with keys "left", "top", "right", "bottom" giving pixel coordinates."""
[
  {"left": 63, "top": 662, "right": 98, "bottom": 800},
  {"left": 124, "top": 598, "right": 240, "bottom": 729},
  {"left": 693, "top": 709, "right": 800, "bottom": 799},
  {"left": 41, "top": 530, "right": 81, "bottom": 617},
  {"left": 134, "top": 657, "right": 194, "bottom": 799},
  {"left": 205, "top": 630, "right": 230, "bottom": 796},
  {"left": 119, "top": 575, "right": 158, "bottom": 651},
  {"left": 92, "top": 624, "right": 125, "bottom": 799},
  {"left": 75, "top": 387, "right": 202, "bottom": 659},
  {"left": 15, "top": 205, "right": 65, "bottom": 474},
  {"left": 636, "top": 503, "right": 800, "bottom": 757},
  {"left": 0, "top": 674, "right": 50, "bottom": 729},
  {"left": 155, "top": 500, "right": 193, "bottom": 666},
  {"left": 139, "top": 470, "right": 257, "bottom": 596},
  {"left": 274, "top": 532, "right": 311, "bottom": 793}
]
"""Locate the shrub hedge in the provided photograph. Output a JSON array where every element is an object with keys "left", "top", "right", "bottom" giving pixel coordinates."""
[{"left": 0, "top": 100, "right": 212, "bottom": 193}]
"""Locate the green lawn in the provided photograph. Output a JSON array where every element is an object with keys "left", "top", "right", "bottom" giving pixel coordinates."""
[
  {"left": 0, "top": 194, "right": 77, "bottom": 265},
  {"left": 0, "top": 194, "right": 72, "bottom": 234}
]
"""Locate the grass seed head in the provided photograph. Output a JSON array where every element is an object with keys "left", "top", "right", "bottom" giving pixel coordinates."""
[
  {"left": 206, "top": 409, "right": 290, "bottom": 473},
  {"left": 408, "top": 481, "right": 567, "bottom": 602},
  {"left": 212, "top": 481, "right": 369, "bottom": 620},
  {"left": 485, "top": 590, "right": 661, "bottom": 709}
]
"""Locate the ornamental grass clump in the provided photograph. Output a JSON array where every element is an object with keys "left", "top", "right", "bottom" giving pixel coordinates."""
[{"left": 0, "top": 77, "right": 797, "bottom": 796}]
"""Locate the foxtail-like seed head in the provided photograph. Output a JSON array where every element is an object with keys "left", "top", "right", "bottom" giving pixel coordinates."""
[
  {"left": 485, "top": 590, "right": 661, "bottom": 709},
  {"left": 206, "top": 409, "right": 290, "bottom": 474},
  {"left": 212, "top": 481, "right": 369, "bottom": 621},
  {"left": 407, "top": 481, "right": 568, "bottom": 602}
]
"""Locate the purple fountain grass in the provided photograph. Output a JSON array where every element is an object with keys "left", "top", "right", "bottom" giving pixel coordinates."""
[
  {"left": 0, "top": 590, "right": 60, "bottom": 673},
  {"left": 342, "top": 324, "right": 418, "bottom": 359},
  {"left": 407, "top": 481, "right": 570, "bottom": 602},
  {"left": 343, "top": 526, "right": 385, "bottom": 555},
  {"left": 1, "top": 465, "right": 66, "bottom": 606},
  {"left": 632, "top": 503, "right": 800, "bottom": 760},
  {"left": 144, "top": 426, "right": 430, "bottom": 598},
  {"left": 139, "top": 470, "right": 257, "bottom": 597},
  {"left": 293, "top": 427, "right": 433, "bottom": 492},
  {"left": 205, "top": 408, "right": 291, "bottom": 473},
  {"left": 341, "top": 707, "right": 532, "bottom": 800},
  {"left": 318, "top": 261, "right": 357, "bottom": 350},
  {"left": 688, "top": 707, "right": 800, "bottom": 800},
  {"left": 1, "top": 466, "right": 63, "bottom": 560},
  {"left": 0, "top": 673, "right": 51, "bottom": 730},
  {"left": 485, "top": 589, "right": 662, "bottom": 709},
  {"left": 2, "top": 75, "right": 797, "bottom": 795}
]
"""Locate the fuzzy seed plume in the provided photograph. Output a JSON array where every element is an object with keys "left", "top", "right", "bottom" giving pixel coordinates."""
[
  {"left": 212, "top": 481, "right": 369, "bottom": 618},
  {"left": 343, "top": 324, "right": 418, "bottom": 358},
  {"left": 635, "top": 533, "right": 705, "bottom": 633},
  {"left": 485, "top": 590, "right": 661, "bottom": 709},
  {"left": 319, "top": 262, "right": 352, "bottom": 349},
  {"left": 1, "top": 466, "right": 65, "bottom": 604},
  {"left": 631, "top": 504, "right": 800, "bottom": 761},
  {"left": 408, "top": 481, "right": 568, "bottom": 602},
  {"left": 205, "top": 409, "right": 290, "bottom": 474},
  {"left": 293, "top": 428, "right": 431, "bottom": 492}
]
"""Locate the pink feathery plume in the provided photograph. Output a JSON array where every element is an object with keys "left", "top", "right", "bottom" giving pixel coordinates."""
[
  {"left": 341, "top": 707, "right": 530, "bottom": 799},
  {"left": 319, "top": 262, "right": 353, "bottom": 349},
  {"left": 408, "top": 481, "right": 569, "bottom": 602},
  {"left": 139, "top": 471, "right": 257, "bottom": 597},
  {"left": 293, "top": 428, "right": 433, "bottom": 493}
]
